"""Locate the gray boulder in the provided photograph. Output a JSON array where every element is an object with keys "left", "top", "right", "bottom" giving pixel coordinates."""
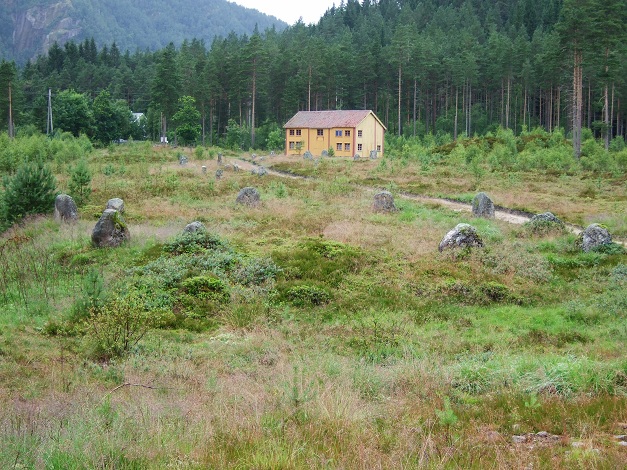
[
  {"left": 303, "top": 150, "right": 313, "bottom": 160},
  {"left": 106, "top": 198, "right": 125, "bottom": 213},
  {"left": 579, "top": 223, "right": 612, "bottom": 252},
  {"left": 236, "top": 187, "right": 261, "bottom": 207},
  {"left": 215, "top": 169, "right": 223, "bottom": 180},
  {"left": 373, "top": 191, "right": 398, "bottom": 213},
  {"left": 353, "top": 154, "right": 360, "bottom": 161},
  {"left": 91, "top": 209, "right": 130, "bottom": 247},
  {"left": 438, "top": 223, "right": 484, "bottom": 252},
  {"left": 369, "top": 150, "right": 378, "bottom": 160},
  {"left": 54, "top": 194, "right": 78, "bottom": 223},
  {"left": 530, "top": 212, "right": 562, "bottom": 225},
  {"left": 321, "top": 150, "right": 328, "bottom": 158},
  {"left": 472, "top": 192, "right": 495, "bottom": 218},
  {"left": 184, "top": 221, "right": 206, "bottom": 233},
  {"left": 251, "top": 166, "right": 268, "bottom": 176}
]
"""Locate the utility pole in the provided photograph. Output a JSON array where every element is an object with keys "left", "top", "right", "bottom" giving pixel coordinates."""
[
  {"left": 47, "top": 88, "right": 54, "bottom": 135},
  {"left": 8, "top": 80, "right": 14, "bottom": 138}
]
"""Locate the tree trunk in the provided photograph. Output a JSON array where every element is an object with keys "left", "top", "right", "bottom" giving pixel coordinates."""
[
  {"left": 397, "top": 63, "right": 402, "bottom": 136},
  {"left": 413, "top": 78, "right": 417, "bottom": 137},
  {"left": 454, "top": 86, "right": 458, "bottom": 141},
  {"left": 572, "top": 50, "right": 583, "bottom": 159}
]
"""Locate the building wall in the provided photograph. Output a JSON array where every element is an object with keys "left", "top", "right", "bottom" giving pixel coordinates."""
[
  {"left": 355, "top": 114, "right": 385, "bottom": 157},
  {"left": 285, "top": 112, "right": 385, "bottom": 157}
]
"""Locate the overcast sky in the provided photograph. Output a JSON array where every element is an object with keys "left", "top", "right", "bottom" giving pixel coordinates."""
[{"left": 232, "top": 0, "right": 337, "bottom": 26}]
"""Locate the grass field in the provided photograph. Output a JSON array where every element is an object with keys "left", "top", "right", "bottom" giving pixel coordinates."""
[{"left": 1, "top": 141, "right": 626, "bottom": 469}]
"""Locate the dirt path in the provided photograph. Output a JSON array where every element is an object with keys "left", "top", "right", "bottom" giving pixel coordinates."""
[{"left": 230, "top": 157, "right": 622, "bottom": 242}]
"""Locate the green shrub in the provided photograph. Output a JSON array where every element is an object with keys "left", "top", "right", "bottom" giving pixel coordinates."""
[
  {"left": 68, "top": 158, "right": 92, "bottom": 206},
  {"left": 181, "top": 276, "right": 229, "bottom": 302},
  {"left": 163, "top": 230, "right": 230, "bottom": 255},
  {"left": 286, "top": 284, "right": 331, "bottom": 307},
  {"left": 1, "top": 160, "right": 57, "bottom": 227}
]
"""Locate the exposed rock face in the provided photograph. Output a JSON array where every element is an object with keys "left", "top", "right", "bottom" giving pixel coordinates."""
[
  {"left": 184, "top": 221, "right": 206, "bottom": 233},
  {"left": 106, "top": 198, "right": 125, "bottom": 213},
  {"left": 53, "top": 194, "right": 78, "bottom": 223},
  {"left": 472, "top": 192, "right": 495, "bottom": 218},
  {"left": 236, "top": 187, "right": 261, "bottom": 207},
  {"left": 12, "top": 1, "right": 82, "bottom": 60},
  {"left": 91, "top": 209, "right": 130, "bottom": 247},
  {"left": 579, "top": 223, "right": 612, "bottom": 252},
  {"left": 438, "top": 223, "right": 484, "bottom": 252},
  {"left": 373, "top": 191, "right": 398, "bottom": 213}
]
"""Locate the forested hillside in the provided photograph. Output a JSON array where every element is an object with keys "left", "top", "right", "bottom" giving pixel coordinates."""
[
  {"left": 0, "top": 0, "right": 626, "bottom": 151},
  {"left": 0, "top": 0, "right": 286, "bottom": 63}
]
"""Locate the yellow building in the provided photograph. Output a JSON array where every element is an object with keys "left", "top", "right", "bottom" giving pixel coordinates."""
[{"left": 284, "top": 110, "right": 386, "bottom": 157}]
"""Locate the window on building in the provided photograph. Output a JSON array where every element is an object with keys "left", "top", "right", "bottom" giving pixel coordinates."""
[
  {"left": 345, "top": 130, "right": 351, "bottom": 137},
  {"left": 336, "top": 143, "right": 342, "bottom": 151},
  {"left": 335, "top": 130, "right": 342, "bottom": 137},
  {"left": 296, "top": 129, "right": 302, "bottom": 136},
  {"left": 345, "top": 143, "right": 350, "bottom": 151},
  {"left": 289, "top": 129, "right": 294, "bottom": 136},
  {"left": 317, "top": 129, "right": 323, "bottom": 136},
  {"left": 377, "top": 145, "right": 381, "bottom": 151},
  {"left": 289, "top": 141, "right": 295, "bottom": 150},
  {"left": 357, "top": 144, "right": 362, "bottom": 151},
  {"left": 357, "top": 130, "right": 363, "bottom": 138}
]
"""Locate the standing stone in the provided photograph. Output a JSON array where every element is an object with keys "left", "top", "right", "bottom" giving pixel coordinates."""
[
  {"left": 201, "top": 165, "right": 207, "bottom": 174},
  {"left": 236, "top": 187, "right": 261, "bottom": 207},
  {"left": 252, "top": 153, "right": 257, "bottom": 160},
  {"left": 184, "top": 221, "right": 206, "bottom": 233},
  {"left": 369, "top": 150, "right": 378, "bottom": 160},
  {"left": 91, "top": 209, "right": 130, "bottom": 247},
  {"left": 438, "top": 223, "right": 484, "bottom": 252},
  {"left": 106, "top": 198, "right": 125, "bottom": 213},
  {"left": 321, "top": 150, "right": 328, "bottom": 158},
  {"left": 579, "top": 224, "right": 612, "bottom": 252},
  {"left": 217, "top": 153, "right": 223, "bottom": 165},
  {"left": 270, "top": 151, "right": 276, "bottom": 156},
  {"left": 303, "top": 150, "right": 313, "bottom": 160},
  {"left": 215, "top": 169, "right": 223, "bottom": 180},
  {"left": 233, "top": 164, "right": 240, "bottom": 172},
  {"left": 472, "top": 192, "right": 495, "bottom": 218},
  {"left": 54, "top": 194, "right": 78, "bottom": 223},
  {"left": 373, "top": 191, "right": 398, "bottom": 213},
  {"left": 178, "top": 155, "right": 188, "bottom": 165},
  {"left": 353, "top": 154, "right": 360, "bottom": 161}
]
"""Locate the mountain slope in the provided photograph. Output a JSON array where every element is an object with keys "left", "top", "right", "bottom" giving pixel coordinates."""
[{"left": 1, "top": 0, "right": 287, "bottom": 63}]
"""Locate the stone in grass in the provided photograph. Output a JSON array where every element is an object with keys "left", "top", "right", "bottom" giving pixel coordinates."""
[
  {"left": 438, "top": 223, "right": 484, "bottom": 252},
  {"left": 53, "top": 194, "right": 78, "bottom": 223},
  {"left": 184, "top": 221, "right": 206, "bottom": 234},
  {"left": 236, "top": 187, "right": 261, "bottom": 207},
  {"left": 106, "top": 197, "right": 125, "bottom": 213},
  {"left": 530, "top": 212, "right": 562, "bottom": 225},
  {"left": 251, "top": 166, "right": 268, "bottom": 176},
  {"left": 578, "top": 223, "right": 612, "bottom": 252},
  {"left": 472, "top": 192, "right": 495, "bottom": 218},
  {"left": 373, "top": 191, "right": 398, "bottom": 213},
  {"left": 215, "top": 169, "right": 223, "bottom": 180},
  {"left": 91, "top": 209, "right": 130, "bottom": 247}
]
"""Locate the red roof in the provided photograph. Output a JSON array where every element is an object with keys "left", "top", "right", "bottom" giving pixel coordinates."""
[{"left": 283, "top": 110, "right": 386, "bottom": 130}]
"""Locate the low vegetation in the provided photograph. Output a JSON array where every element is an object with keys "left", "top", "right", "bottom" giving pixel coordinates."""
[{"left": 0, "top": 133, "right": 626, "bottom": 468}]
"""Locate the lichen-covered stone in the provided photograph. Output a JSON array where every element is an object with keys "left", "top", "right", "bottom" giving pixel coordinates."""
[
  {"left": 236, "top": 187, "right": 261, "bottom": 207},
  {"left": 91, "top": 209, "right": 130, "bottom": 247},
  {"left": 184, "top": 221, "right": 206, "bottom": 233},
  {"left": 472, "top": 192, "right": 495, "bottom": 218},
  {"left": 438, "top": 223, "right": 484, "bottom": 252},
  {"left": 530, "top": 212, "right": 562, "bottom": 225},
  {"left": 106, "top": 198, "right": 125, "bottom": 213},
  {"left": 373, "top": 191, "right": 398, "bottom": 213},
  {"left": 578, "top": 223, "right": 612, "bottom": 252},
  {"left": 54, "top": 194, "right": 78, "bottom": 223}
]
